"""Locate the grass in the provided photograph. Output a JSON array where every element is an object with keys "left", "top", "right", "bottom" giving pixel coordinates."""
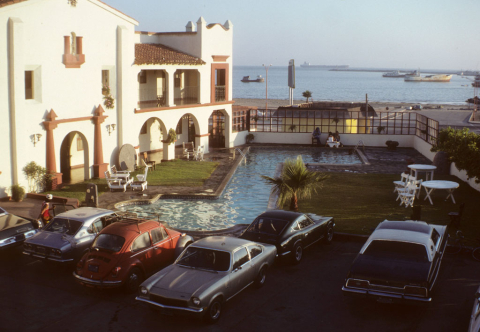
[
  {"left": 296, "top": 172, "right": 480, "bottom": 240},
  {"left": 45, "top": 159, "right": 219, "bottom": 203}
]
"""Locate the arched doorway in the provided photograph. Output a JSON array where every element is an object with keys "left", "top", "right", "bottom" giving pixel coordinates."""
[
  {"left": 208, "top": 110, "right": 225, "bottom": 148},
  {"left": 60, "top": 132, "right": 89, "bottom": 184},
  {"left": 138, "top": 117, "right": 165, "bottom": 164}
]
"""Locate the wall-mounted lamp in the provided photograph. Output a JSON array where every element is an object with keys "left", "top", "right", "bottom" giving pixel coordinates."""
[
  {"left": 106, "top": 124, "right": 116, "bottom": 136},
  {"left": 31, "top": 134, "right": 42, "bottom": 147},
  {"left": 67, "top": 0, "right": 77, "bottom": 7}
]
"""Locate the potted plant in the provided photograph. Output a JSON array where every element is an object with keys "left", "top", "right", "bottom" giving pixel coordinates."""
[
  {"left": 246, "top": 133, "right": 255, "bottom": 144},
  {"left": 377, "top": 126, "right": 385, "bottom": 134},
  {"left": 332, "top": 117, "right": 340, "bottom": 124},
  {"left": 289, "top": 124, "right": 297, "bottom": 132},
  {"left": 386, "top": 140, "right": 399, "bottom": 150},
  {"left": 165, "top": 128, "right": 177, "bottom": 145},
  {"left": 10, "top": 184, "right": 25, "bottom": 202}
]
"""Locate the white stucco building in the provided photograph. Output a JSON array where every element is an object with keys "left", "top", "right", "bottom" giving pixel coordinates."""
[{"left": 0, "top": 0, "right": 236, "bottom": 198}]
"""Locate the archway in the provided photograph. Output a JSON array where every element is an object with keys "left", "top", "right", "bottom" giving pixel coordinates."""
[
  {"left": 176, "top": 113, "right": 200, "bottom": 148},
  {"left": 138, "top": 117, "right": 166, "bottom": 164},
  {"left": 60, "top": 131, "right": 89, "bottom": 184},
  {"left": 208, "top": 110, "right": 226, "bottom": 148}
]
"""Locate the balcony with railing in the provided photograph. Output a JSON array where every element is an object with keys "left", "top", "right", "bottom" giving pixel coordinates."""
[
  {"left": 174, "top": 85, "right": 200, "bottom": 106},
  {"left": 215, "top": 86, "right": 226, "bottom": 102}
]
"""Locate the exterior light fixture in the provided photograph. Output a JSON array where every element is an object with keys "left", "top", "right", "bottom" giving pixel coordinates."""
[
  {"left": 31, "top": 134, "right": 42, "bottom": 147},
  {"left": 106, "top": 124, "right": 116, "bottom": 136},
  {"left": 262, "top": 64, "right": 272, "bottom": 110},
  {"left": 68, "top": 0, "right": 77, "bottom": 7}
]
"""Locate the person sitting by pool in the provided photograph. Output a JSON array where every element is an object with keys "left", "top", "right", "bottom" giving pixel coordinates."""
[
  {"left": 326, "top": 133, "right": 340, "bottom": 148},
  {"left": 312, "top": 127, "right": 321, "bottom": 145},
  {"left": 334, "top": 131, "right": 343, "bottom": 147}
]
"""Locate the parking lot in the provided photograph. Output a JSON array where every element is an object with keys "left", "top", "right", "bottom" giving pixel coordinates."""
[{"left": 1, "top": 238, "right": 479, "bottom": 332}]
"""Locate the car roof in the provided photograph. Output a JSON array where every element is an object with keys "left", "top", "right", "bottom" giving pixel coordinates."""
[
  {"left": 101, "top": 219, "right": 162, "bottom": 237},
  {"left": 192, "top": 236, "right": 257, "bottom": 253},
  {"left": 255, "top": 210, "right": 303, "bottom": 223},
  {"left": 56, "top": 207, "right": 114, "bottom": 221},
  {"left": 369, "top": 220, "right": 433, "bottom": 245}
]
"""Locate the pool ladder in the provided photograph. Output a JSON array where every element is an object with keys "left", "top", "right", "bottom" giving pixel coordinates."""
[
  {"left": 235, "top": 148, "right": 247, "bottom": 163},
  {"left": 355, "top": 140, "right": 365, "bottom": 153}
]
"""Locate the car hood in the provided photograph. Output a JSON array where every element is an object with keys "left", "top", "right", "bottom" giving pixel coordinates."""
[
  {"left": 0, "top": 215, "right": 33, "bottom": 239},
  {"left": 349, "top": 255, "right": 431, "bottom": 285},
  {"left": 25, "top": 231, "right": 73, "bottom": 249},
  {"left": 150, "top": 265, "right": 224, "bottom": 298}
]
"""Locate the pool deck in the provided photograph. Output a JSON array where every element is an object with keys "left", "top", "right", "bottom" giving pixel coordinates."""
[{"left": 0, "top": 146, "right": 433, "bottom": 237}]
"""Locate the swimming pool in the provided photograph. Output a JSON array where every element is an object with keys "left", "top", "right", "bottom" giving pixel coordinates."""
[{"left": 121, "top": 147, "right": 361, "bottom": 231}]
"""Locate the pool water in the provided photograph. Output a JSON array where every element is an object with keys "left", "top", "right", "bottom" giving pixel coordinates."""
[{"left": 121, "top": 147, "right": 361, "bottom": 231}]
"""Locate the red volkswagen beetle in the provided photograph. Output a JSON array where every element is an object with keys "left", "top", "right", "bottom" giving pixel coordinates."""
[{"left": 73, "top": 218, "right": 193, "bottom": 292}]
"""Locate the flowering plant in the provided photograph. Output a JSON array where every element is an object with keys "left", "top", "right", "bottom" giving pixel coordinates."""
[{"left": 102, "top": 85, "right": 115, "bottom": 109}]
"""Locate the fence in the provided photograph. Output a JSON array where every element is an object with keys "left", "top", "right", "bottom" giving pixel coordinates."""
[{"left": 246, "top": 108, "right": 438, "bottom": 143}]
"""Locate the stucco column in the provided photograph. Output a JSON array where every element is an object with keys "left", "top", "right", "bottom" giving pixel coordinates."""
[
  {"left": 197, "top": 134, "right": 210, "bottom": 154},
  {"left": 166, "top": 69, "right": 175, "bottom": 107},
  {"left": 92, "top": 105, "right": 109, "bottom": 178},
  {"left": 42, "top": 110, "right": 62, "bottom": 189},
  {"left": 162, "top": 142, "right": 176, "bottom": 160}
]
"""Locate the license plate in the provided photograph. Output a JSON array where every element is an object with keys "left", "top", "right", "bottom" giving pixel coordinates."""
[
  {"left": 88, "top": 264, "right": 99, "bottom": 273},
  {"left": 36, "top": 247, "right": 46, "bottom": 255}
]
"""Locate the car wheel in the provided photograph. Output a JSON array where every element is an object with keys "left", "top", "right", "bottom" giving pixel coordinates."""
[
  {"left": 292, "top": 243, "right": 303, "bottom": 264},
  {"left": 323, "top": 224, "right": 334, "bottom": 245},
  {"left": 254, "top": 266, "right": 267, "bottom": 288},
  {"left": 204, "top": 297, "right": 222, "bottom": 324},
  {"left": 124, "top": 267, "right": 143, "bottom": 293}
]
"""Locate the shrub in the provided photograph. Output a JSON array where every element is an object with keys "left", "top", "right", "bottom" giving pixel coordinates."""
[
  {"left": 23, "top": 161, "right": 48, "bottom": 193},
  {"left": 10, "top": 184, "right": 25, "bottom": 202}
]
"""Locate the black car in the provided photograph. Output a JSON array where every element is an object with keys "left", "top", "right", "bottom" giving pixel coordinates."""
[
  {"left": 342, "top": 220, "right": 448, "bottom": 303},
  {"left": 0, "top": 207, "right": 39, "bottom": 249},
  {"left": 239, "top": 210, "right": 334, "bottom": 264}
]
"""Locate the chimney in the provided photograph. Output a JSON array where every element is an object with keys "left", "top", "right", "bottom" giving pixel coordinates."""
[{"left": 186, "top": 21, "right": 195, "bottom": 32}]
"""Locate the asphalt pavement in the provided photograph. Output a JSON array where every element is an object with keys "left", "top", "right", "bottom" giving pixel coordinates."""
[{"left": 1, "top": 238, "right": 479, "bottom": 332}]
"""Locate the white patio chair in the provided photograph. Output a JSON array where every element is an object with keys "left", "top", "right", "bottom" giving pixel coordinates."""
[
  {"left": 193, "top": 145, "right": 205, "bottom": 161},
  {"left": 393, "top": 172, "right": 409, "bottom": 193},
  {"left": 136, "top": 163, "right": 149, "bottom": 182},
  {"left": 183, "top": 142, "right": 195, "bottom": 160},
  {"left": 398, "top": 182, "right": 419, "bottom": 207},
  {"left": 105, "top": 171, "right": 129, "bottom": 192},
  {"left": 395, "top": 176, "right": 420, "bottom": 201},
  {"left": 326, "top": 136, "right": 340, "bottom": 148}
]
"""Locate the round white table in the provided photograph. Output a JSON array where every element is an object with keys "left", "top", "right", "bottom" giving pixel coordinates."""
[
  {"left": 408, "top": 164, "right": 437, "bottom": 181},
  {"left": 421, "top": 180, "right": 459, "bottom": 205}
]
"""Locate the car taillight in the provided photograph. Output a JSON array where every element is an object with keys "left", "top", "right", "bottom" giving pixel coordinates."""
[
  {"left": 404, "top": 286, "right": 427, "bottom": 297},
  {"left": 346, "top": 278, "right": 369, "bottom": 288},
  {"left": 77, "top": 259, "right": 85, "bottom": 269},
  {"left": 111, "top": 267, "right": 121, "bottom": 277}
]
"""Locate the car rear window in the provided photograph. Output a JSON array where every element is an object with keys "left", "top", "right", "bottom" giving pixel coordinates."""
[
  {"left": 364, "top": 240, "right": 429, "bottom": 262},
  {"left": 92, "top": 234, "right": 125, "bottom": 252},
  {"left": 246, "top": 217, "right": 289, "bottom": 235},
  {"left": 177, "top": 247, "right": 231, "bottom": 272},
  {"left": 43, "top": 218, "right": 83, "bottom": 236}
]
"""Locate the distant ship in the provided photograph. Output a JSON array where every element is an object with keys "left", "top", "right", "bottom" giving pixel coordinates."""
[
  {"left": 404, "top": 71, "right": 452, "bottom": 82},
  {"left": 382, "top": 70, "right": 405, "bottom": 78},
  {"left": 300, "top": 61, "right": 349, "bottom": 69},
  {"left": 241, "top": 75, "right": 264, "bottom": 83}
]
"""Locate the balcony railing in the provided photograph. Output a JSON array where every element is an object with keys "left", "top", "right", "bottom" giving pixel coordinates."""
[
  {"left": 137, "top": 88, "right": 166, "bottom": 109},
  {"left": 248, "top": 109, "right": 438, "bottom": 143},
  {"left": 174, "top": 86, "right": 200, "bottom": 106},
  {"left": 215, "top": 86, "right": 226, "bottom": 102}
]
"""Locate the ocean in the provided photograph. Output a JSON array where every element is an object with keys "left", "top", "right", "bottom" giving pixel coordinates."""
[{"left": 233, "top": 66, "right": 476, "bottom": 105}]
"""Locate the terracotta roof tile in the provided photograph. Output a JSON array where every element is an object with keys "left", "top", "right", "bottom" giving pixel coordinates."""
[
  {"left": 0, "top": 0, "right": 28, "bottom": 9},
  {"left": 135, "top": 43, "right": 205, "bottom": 66}
]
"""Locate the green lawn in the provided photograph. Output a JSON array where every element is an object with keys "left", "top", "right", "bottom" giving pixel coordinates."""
[
  {"left": 45, "top": 160, "right": 218, "bottom": 202},
  {"left": 296, "top": 172, "right": 480, "bottom": 240}
]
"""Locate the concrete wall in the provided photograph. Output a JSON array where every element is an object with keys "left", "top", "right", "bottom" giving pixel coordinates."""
[{"left": 450, "top": 162, "right": 480, "bottom": 192}]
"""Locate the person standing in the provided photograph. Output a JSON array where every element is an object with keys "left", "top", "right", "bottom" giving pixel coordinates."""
[{"left": 40, "top": 194, "right": 53, "bottom": 225}]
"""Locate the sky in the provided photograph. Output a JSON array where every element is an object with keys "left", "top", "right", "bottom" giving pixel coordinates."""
[{"left": 102, "top": 0, "right": 480, "bottom": 71}]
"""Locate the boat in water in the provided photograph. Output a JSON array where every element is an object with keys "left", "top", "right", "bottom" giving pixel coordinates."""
[
  {"left": 241, "top": 75, "right": 264, "bottom": 83},
  {"left": 382, "top": 70, "right": 405, "bottom": 78},
  {"left": 300, "top": 61, "right": 349, "bottom": 69},
  {"left": 404, "top": 71, "right": 452, "bottom": 82}
]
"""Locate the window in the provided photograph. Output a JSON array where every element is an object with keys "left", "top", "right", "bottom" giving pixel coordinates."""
[
  {"left": 102, "top": 70, "right": 109, "bottom": 91},
  {"left": 151, "top": 227, "right": 168, "bottom": 244},
  {"left": 25, "top": 71, "right": 34, "bottom": 99},
  {"left": 131, "top": 232, "right": 151, "bottom": 251},
  {"left": 232, "top": 109, "right": 247, "bottom": 133},
  {"left": 77, "top": 137, "right": 84, "bottom": 151},
  {"left": 91, "top": 219, "right": 104, "bottom": 233},
  {"left": 431, "top": 229, "right": 440, "bottom": 247},
  {"left": 247, "top": 217, "right": 289, "bottom": 235},
  {"left": 233, "top": 248, "right": 250, "bottom": 270},
  {"left": 248, "top": 245, "right": 263, "bottom": 259},
  {"left": 297, "top": 216, "right": 313, "bottom": 229}
]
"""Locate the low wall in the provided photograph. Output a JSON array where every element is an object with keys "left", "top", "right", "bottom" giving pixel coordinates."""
[{"left": 450, "top": 162, "right": 480, "bottom": 192}]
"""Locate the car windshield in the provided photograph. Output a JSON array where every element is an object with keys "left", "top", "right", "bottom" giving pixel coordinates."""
[
  {"left": 364, "top": 240, "right": 429, "bottom": 262},
  {"left": 246, "top": 217, "right": 289, "bottom": 235},
  {"left": 177, "top": 247, "right": 231, "bottom": 272},
  {"left": 92, "top": 234, "right": 125, "bottom": 252},
  {"left": 43, "top": 218, "right": 82, "bottom": 236}
]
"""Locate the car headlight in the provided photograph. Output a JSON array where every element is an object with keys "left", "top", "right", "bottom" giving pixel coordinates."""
[
  {"left": 24, "top": 230, "right": 37, "bottom": 239},
  {"left": 192, "top": 297, "right": 201, "bottom": 306},
  {"left": 139, "top": 286, "right": 149, "bottom": 296},
  {"left": 0, "top": 237, "right": 15, "bottom": 247}
]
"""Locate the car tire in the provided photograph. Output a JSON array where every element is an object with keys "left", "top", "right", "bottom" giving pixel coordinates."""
[
  {"left": 124, "top": 267, "right": 143, "bottom": 293},
  {"left": 254, "top": 266, "right": 267, "bottom": 288},
  {"left": 323, "top": 224, "right": 334, "bottom": 245},
  {"left": 204, "top": 297, "right": 222, "bottom": 324},
  {"left": 292, "top": 243, "right": 303, "bottom": 264}
]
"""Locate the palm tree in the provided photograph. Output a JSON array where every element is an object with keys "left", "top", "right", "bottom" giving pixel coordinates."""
[
  {"left": 302, "top": 90, "right": 312, "bottom": 103},
  {"left": 261, "top": 155, "right": 328, "bottom": 212}
]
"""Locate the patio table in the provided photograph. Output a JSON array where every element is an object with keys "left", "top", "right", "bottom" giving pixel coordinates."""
[
  {"left": 421, "top": 180, "right": 459, "bottom": 205},
  {"left": 408, "top": 164, "right": 437, "bottom": 181}
]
